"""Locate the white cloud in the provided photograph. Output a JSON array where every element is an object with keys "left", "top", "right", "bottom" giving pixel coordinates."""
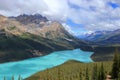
[
  {"left": 62, "top": 23, "right": 75, "bottom": 34},
  {"left": 0, "top": 0, "right": 120, "bottom": 33},
  {"left": 0, "top": 0, "right": 69, "bottom": 22},
  {"left": 68, "top": 0, "right": 120, "bottom": 31}
]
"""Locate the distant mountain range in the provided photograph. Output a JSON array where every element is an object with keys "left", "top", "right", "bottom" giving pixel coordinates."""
[
  {"left": 77, "top": 29, "right": 120, "bottom": 62},
  {"left": 0, "top": 14, "right": 87, "bottom": 63},
  {"left": 78, "top": 29, "right": 120, "bottom": 45}
]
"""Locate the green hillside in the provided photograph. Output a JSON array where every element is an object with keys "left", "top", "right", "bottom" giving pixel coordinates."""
[
  {"left": 26, "top": 60, "right": 112, "bottom": 80},
  {"left": 26, "top": 49, "right": 120, "bottom": 80}
]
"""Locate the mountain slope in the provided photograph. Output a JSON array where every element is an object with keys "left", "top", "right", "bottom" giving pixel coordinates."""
[
  {"left": 84, "top": 31, "right": 111, "bottom": 41},
  {"left": 78, "top": 29, "right": 120, "bottom": 62},
  {"left": 10, "top": 14, "right": 48, "bottom": 25},
  {"left": 96, "top": 30, "right": 120, "bottom": 45},
  {"left": 0, "top": 14, "right": 86, "bottom": 63},
  {"left": 81, "top": 29, "right": 120, "bottom": 45},
  {"left": 26, "top": 60, "right": 112, "bottom": 80},
  {"left": 0, "top": 31, "right": 79, "bottom": 63}
]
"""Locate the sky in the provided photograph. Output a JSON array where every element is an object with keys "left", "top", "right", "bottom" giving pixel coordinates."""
[{"left": 0, "top": 0, "right": 120, "bottom": 36}]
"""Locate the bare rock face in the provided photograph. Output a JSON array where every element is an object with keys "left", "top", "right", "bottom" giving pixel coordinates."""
[
  {"left": 0, "top": 14, "right": 86, "bottom": 63},
  {"left": 8, "top": 14, "right": 75, "bottom": 41},
  {"left": 37, "top": 21, "right": 72, "bottom": 39},
  {"left": 10, "top": 14, "right": 48, "bottom": 25},
  {"left": 0, "top": 15, "right": 7, "bottom": 22},
  {"left": 0, "top": 14, "right": 76, "bottom": 41},
  {"left": 0, "top": 15, "right": 7, "bottom": 29}
]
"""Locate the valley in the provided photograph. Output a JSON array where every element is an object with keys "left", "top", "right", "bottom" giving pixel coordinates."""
[
  {"left": 1, "top": 0, "right": 120, "bottom": 80},
  {"left": 0, "top": 14, "right": 87, "bottom": 63},
  {"left": 0, "top": 14, "right": 120, "bottom": 80},
  {"left": 0, "top": 14, "right": 119, "bottom": 63}
]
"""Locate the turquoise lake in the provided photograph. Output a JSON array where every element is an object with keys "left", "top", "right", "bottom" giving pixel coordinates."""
[{"left": 0, "top": 49, "right": 93, "bottom": 80}]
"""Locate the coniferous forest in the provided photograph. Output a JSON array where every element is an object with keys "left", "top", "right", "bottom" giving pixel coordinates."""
[{"left": 25, "top": 48, "right": 120, "bottom": 80}]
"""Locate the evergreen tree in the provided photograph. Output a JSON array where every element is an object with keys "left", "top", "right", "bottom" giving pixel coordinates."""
[
  {"left": 97, "top": 63, "right": 105, "bottom": 80},
  {"left": 58, "top": 67, "right": 62, "bottom": 80},
  {"left": 98, "top": 70, "right": 101, "bottom": 80},
  {"left": 100, "top": 63, "right": 105, "bottom": 80},
  {"left": 118, "top": 54, "right": 120, "bottom": 78},
  {"left": 46, "top": 69, "right": 49, "bottom": 80},
  {"left": 92, "top": 64, "right": 98, "bottom": 80},
  {"left": 85, "top": 66, "right": 89, "bottom": 80},
  {"left": 79, "top": 71, "right": 82, "bottom": 80},
  {"left": 111, "top": 48, "right": 120, "bottom": 79}
]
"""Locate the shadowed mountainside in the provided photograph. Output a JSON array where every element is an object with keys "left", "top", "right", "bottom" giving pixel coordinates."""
[
  {"left": 1, "top": 14, "right": 120, "bottom": 63},
  {"left": 0, "top": 14, "right": 87, "bottom": 63}
]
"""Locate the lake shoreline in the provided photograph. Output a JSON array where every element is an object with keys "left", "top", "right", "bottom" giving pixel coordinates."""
[{"left": 0, "top": 49, "right": 93, "bottom": 80}]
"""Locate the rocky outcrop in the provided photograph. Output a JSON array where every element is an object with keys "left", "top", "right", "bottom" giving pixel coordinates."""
[{"left": 0, "top": 14, "right": 87, "bottom": 63}]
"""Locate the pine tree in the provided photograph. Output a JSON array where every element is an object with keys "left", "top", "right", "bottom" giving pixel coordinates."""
[
  {"left": 111, "top": 48, "right": 120, "bottom": 79},
  {"left": 98, "top": 70, "right": 101, "bottom": 80},
  {"left": 118, "top": 54, "right": 120, "bottom": 78},
  {"left": 79, "top": 71, "right": 82, "bottom": 80},
  {"left": 92, "top": 64, "right": 98, "bottom": 80},
  {"left": 97, "top": 63, "right": 105, "bottom": 80},
  {"left": 46, "top": 69, "right": 49, "bottom": 80},
  {"left": 100, "top": 63, "right": 105, "bottom": 80},
  {"left": 58, "top": 67, "right": 62, "bottom": 80},
  {"left": 85, "top": 66, "right": 89, "bottom": 80}
]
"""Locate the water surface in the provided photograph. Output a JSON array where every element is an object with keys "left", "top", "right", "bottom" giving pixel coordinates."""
[{"left": 0, "top": 49, "right": 93, "bottom": 80}]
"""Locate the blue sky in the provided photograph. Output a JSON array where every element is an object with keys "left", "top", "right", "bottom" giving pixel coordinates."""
[
  {"left": 108, "top": 2, "right": 119, "bottom": 8},
  {"left": 0, "top": 0, "right": 120, "bottom": 35},
  {"left": 65, "top": 1, "right": 120, "bottom": 35},
  {"left": 66, "top": 19, "right": 87, "bottom": 35}
]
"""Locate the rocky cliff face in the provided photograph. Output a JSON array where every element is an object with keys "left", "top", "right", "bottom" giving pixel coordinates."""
[
  {"left": 10, "top": 14, "right": 48, "bottom": 25},
  {"left": 0, "top": 14, "right": 86, "bottom": 63},
  {"left": 1, "top": 14, "right": 119, "bottom": 62},
  {"left": 9, "top": 14, "right": 77, "bottom": 40}
]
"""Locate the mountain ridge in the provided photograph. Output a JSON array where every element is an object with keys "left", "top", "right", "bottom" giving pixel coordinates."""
[
  {"left": 0, "top": 14, "right": 86, "bottom": 63},
  {"left": 1, "top": 13, "right": 119, "bottom": 63},
  {"left": 79, "top": 29, "right": 120, "bottom": 45}
]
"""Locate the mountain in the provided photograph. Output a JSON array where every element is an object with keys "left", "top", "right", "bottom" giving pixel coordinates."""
[
  {"left": 1, "top": 14, "right": 119, "bottom": 63},
  {"left": 78, "top": 31, "right": 111, "bottom": 41},
  {"left": 94, "top": 29, "right": 120, "bottom": 44},
  {"left": 79, "top": 29, "right": 120, "bottom": 45},
  {"left": 0, "top": 14, "right": 86, "bottom": 63},
  {"left": 77, "top": 29, "right": 120, "bottom": 62},
  {"left": 10, "top": 14, "right": 78, "bottom": 40},
  {"left": 85, "top": 31, "right": 111, "bottom": 41},
  {"left": 10, "top": 14, "right": 48, "bottom": 25}
]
